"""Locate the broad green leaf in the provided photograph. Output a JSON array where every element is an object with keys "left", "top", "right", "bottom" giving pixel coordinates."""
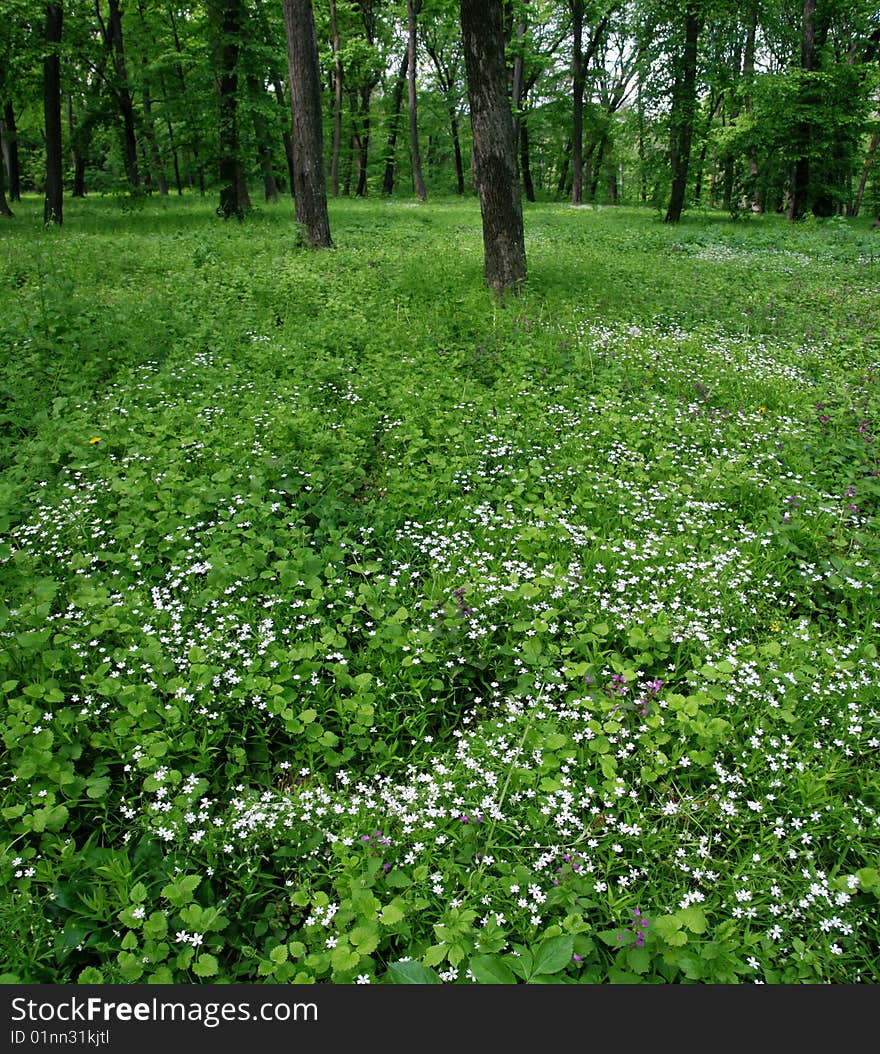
[
  {"left": 468, "top": 955, "right": 517, "bottom": 984},
  {"left": 532, "top": 935, "right": 575, "bottom": 975},
  {"left": 678, "top": 906, "right": 707, "bottom": 934},
  {"left": 387, "top": 960, "right": 441, "bottom": 984},
  {"left": 192, "top": 953, "right": 219, "bottom": 978}
]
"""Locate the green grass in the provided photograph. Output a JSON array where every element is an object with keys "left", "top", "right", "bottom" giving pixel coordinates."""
[{"left": 1, "top": 192, "right": 879, "bottom": 984}]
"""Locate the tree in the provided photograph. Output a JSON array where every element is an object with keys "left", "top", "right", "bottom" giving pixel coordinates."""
[
  {"left": 208, "top": 0, "right": 250, "bottom": 218},
  {"left": 664, "top": 1, "right": 702, "bottom": 223},
  {"left": 283, "top": 0, "right": 332, "bottom": 247},
  {"left": 0, "top": 122, "right": 12, "bottom": 217},
  {"left": 44, "top": 2, "right": 64, "bottom": 225},
  {"left": 406, "top": 0, "right": 427, "bottom": 200},
  {"left": 460, "top": 0, "right": 526, "bottom": 294},
  {"left": 102, "top": 0, "right": 141, "bottom": 192},
  {"left": 2, "top": 103, "right": 21, "bottom": 202}
]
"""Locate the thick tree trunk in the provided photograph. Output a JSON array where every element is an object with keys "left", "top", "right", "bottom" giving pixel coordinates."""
[
  {"left": 106, "top": 0, "right": 141, "bottom": 191},
  {"left": 283, "top": 0, "right": 332, "bottom": 247},
  {"left": 2, "top": 103, "right": 21, "bottom": 201},
  {"left": 407, "top": 0, "right": 426, "bottom": 200},
  {"left": 209, "top": 0, "right": 246, "bottom": 218},
  {"left": 788, "top": 0, "right": 830, "bottom": 219},
  {"left": 382, "top": 51, "right": 409, "bottom": 195},
  {"left": 664, "top": 3, "right": 701, "bottom": 224},
  {"left": 43, "top": 2, "right": 64, "bottom": 225},
  {"left": 460, "top": 0, "right": 526, "bottom": 294}
]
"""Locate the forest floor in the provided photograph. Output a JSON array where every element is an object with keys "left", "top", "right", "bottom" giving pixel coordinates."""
[{"left": 1, "top": 194, "right": 879, "bottom": 983}]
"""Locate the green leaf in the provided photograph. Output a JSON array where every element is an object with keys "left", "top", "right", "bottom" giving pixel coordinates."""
[
  {"left": 161, "top": 874, "right": 201, "bottom": 907},
  {"left": 626, "top": 946, "right": 652, "bottom": 974},
  {"left": 468, "top": 955, "right": 517, "bottom": 984},
  {"left": 678, "top": 906, "right": 707, "bottom": 934},
  {"left": 86, "top": 776, "right": 111, "bottom": 799},
  {"left": 379, "top": 902, "right": 405, "bottom": 926},
  {"left": 532, "top": 935, "right": 574, "bottom": 975},
  {"left": 192, "top": 953, "right": 219, "bottom": 978},
  {"left": 423, "top": 943, "right": 448, "bottom": 967},
  {"left": 387, "top": 960, "right": 442, "bottom": 984}
]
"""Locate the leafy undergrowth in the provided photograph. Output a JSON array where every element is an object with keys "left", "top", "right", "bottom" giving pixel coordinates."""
[{"left": 1, "top": 196, "right": 879, "bottom": 984}]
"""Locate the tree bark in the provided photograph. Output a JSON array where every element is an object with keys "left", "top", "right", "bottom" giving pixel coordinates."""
[
  {"left": 382, "top": 50, "right": 409, "bottom": 195},
  {"left": 664, "top": 2, "right": 701, "bottom": 224},
  {"left": 43, "top": 2, "right": 64, "bottom": 225},
  {"left": 106, "top": 0, "right": 141, "bottom": 191},
  {"left": 407, "top": 0, "right": 426, "bottom": 200},
  {"left": 328, "top": 0, "right": 344, "bottom": 197},
  {"left": 283, "top": 0, "right": 332, "bottom": 247},
  {"left": 0, "top": 122, "right": 12, "bottom": 217},
  {"left": 460, "top": 0, "right": 526, "bottom": 294},
  {"left": 788, "top": 0, "right": 830, "bottom": 219},
  {"left": 852, "top": 127, "right": 878, "bottom": 218},
  {"left": 520, "top": 112, "right": 535, "bottom": 202},
  {"left": 209, "top": 0, "right": 247, "bottom": 218},
  {"left": 1, "top": 103, "right": 21, "bottom": 202},
  {"left": 571, "top": 0, "right": 585, "bottom": 204},
  {"left": 271, "top": 76, "right": 296, "bottom": 198},
  {"left": 168, "top": 4, "right": 206, "bottom": 193},
  {"left": 248, "top": 76, "right": 279, "bottom": 203}
]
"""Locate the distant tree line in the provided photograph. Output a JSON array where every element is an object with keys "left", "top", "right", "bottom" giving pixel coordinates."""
[{"left": 2, "top": 1, "right": 879, "bottom": 287}]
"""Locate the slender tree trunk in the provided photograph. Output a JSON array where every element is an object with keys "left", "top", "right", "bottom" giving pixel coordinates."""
[
  {"left": 520, "top": 112, "right": 535, "bottom": 201},
  {"left": 328, "top": 0, "right": 344, "bottom": 197},
  {"left": 460, "top": 0, "right": 526, "bottom": 294},
  {"left": 571, "top": 0, "right": 585, "bottom": 203},
  {"left": 449, "top": 105, "right": 464, "bottom": 194},
  {"left": 283, "top": 0, "right": 332, "bottom": 247},
  {"left": 44, "top": 2, "right": 64, "bottom": 225},
  {"left": 556, "top": 138, "right": 571, "bottom": 199},
  {"left": 249, "top": 76, "right": 279, "bottom": 203},
  {"left": 382, "top": 51, "right": 409, "bottom": 195},
  {"left": 356, "top": 86, "right": 372, "bottom": 197},
  {"left": 2, "top": 103, "right": 21, "bottom": 201},
  {"left": 852, "top": 128, "right": 878, "bottom": 218},
  {"left": 0, "top": 123, "right": 12, "bottom": 217},
  {"left": 407, "top": 0, "right": 427, "bottom": 200},
  {"left": 158, "top": 78, "right": 183, "bottom": 194},
  {"left": 511, "top": 15, "right": 526, "bottom": 151},
  {"left": 168, "top": 4, "right": 206, "bottom": 194},
  {"left": 664, "top": 3, "right": 702, "bottom": 224},
  {"left": 742, "top": 3, "right": 761, "bottom": 211},
  {"left": 271, "top": 76, "right": 296, "bottom": 198},
  {"left": 141, "top": 85, "right": 169, "bottom": 195}
]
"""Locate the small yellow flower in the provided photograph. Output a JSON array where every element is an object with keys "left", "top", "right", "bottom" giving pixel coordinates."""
[
  {"left": 89, "top": 437, "right": 102, "bottom": 444},
  {"left": 759, "top": 406, "right": 767, "bottom": 413}
]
